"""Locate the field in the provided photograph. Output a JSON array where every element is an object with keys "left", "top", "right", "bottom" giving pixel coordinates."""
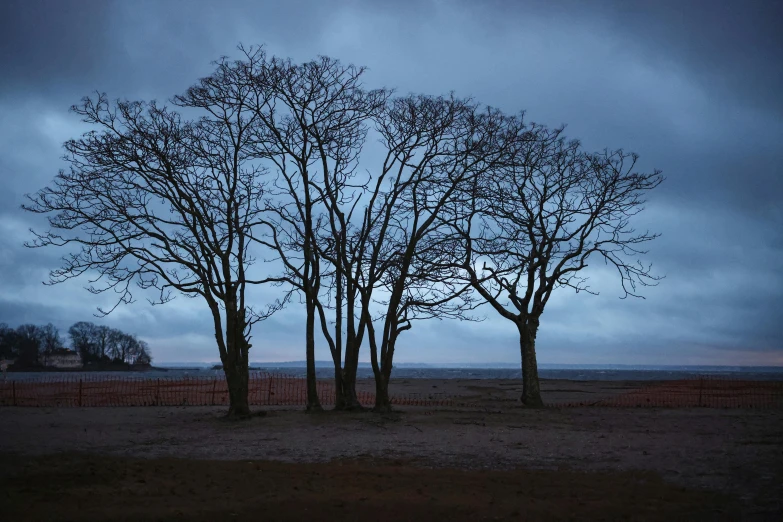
[
  {"left": 2, "top": 373, "right": 782, "bottom": 408},
  {"left": 1, "top": 377, "right": 782, "bottom": 520}
]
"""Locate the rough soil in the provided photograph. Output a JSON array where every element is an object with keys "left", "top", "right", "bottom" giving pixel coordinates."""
[
  {"left": 1, "top": 379, "right": 781, "bottom": 520},
  {"left": 356, "top": 376, "right": 649, "bottom": 405},
  {"left": 1, "top": 453, "right": 742, "bottom": 521}
]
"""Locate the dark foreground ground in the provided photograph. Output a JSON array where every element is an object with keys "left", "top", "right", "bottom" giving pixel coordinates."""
[
  {"left": 1, "top": 453, "right": 742, "bottom": 521},
  {"left": 1, "top": 379, "right": 781, "bottom": 520}
]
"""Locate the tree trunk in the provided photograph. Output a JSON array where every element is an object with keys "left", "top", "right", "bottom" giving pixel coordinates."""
[
  {"left": 330, "top": 349, "right": 363, "bottom": 411},
  {"left": 518, "top": 320, "right": 544, "bottom": 408},
  {"left": 337, "top": 290, "right": 364, "bottom": 411},
  {"left": 367, "top": 318, "right": 391, "bottom": 413},
  {"left": 341, "top": 340, "right": 364, "bottom": 410},
  {"left": 373, "top": 370, "right": 392, "bottom": 413},
  {"left": 221, "top": 301, "right": 253, "bottom": 418},
  {"left": 373, "top": 328, "right": 398, "bottom": 413},
  {"left": 333, "top": 362, "right": 346, "bottom": 410},
  {"left": 342, "top": 369, "right": 363, "bottom": 410},
  {"left": 224, "top": 359, "right": 250, "bottom": 417},
  {"left": 332, "top": 266, "right": 346, "bottom": 411},
  {"left": 305, "top": 296, "right": 322, "bottom": 412}
]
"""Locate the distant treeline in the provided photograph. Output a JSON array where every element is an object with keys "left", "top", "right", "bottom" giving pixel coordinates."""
[{"left": 0, "top": 322, "right": 152, "bottom": 368}]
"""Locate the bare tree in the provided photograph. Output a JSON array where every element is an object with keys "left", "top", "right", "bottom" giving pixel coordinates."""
[
  {"left": 94, "top": 324, "right": 111, "bottom": 361},
  {"left": 455, "top": 121, "right": 663, "bottom": 406},
  {"left": 355, "top": 95, "right": 508, "bottom": 412},
  {"left": 0, "top": 324, "right": 18, "bottom": 360},
  {"left": 246, "top": 52, "right": 388, "bottom": 411},
  {"left": 304, "top": 66, "right": 389, "bottom": 411},
  {"left": 24, "top": 50, "right": 280, "bottom": 418},
  {"left": 13, "top": 324, "right": 43, "bottom": 366},
  {"left": 68, "top": 321, "right": 100, "bottom": 362},
  {"left": 38, "top": 323, "right": 65, "bottom": 354},
  {"left": 130, "top": 339, "right": 153, "bottom": 365},
  {"left": 106, "top": 328, "right": 144, "bottom": 363}
]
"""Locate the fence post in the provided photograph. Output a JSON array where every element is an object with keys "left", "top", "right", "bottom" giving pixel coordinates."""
[
  {"left": 267, "top": 375, "right": 273, "bottom": 405},
  {"left": 78, "top": 379, "right": 83, "bottom": 407},
  {"left": 156, "top": 378, "right": 161, "bottom": 406},
  {"left": 698, "top": 376, "right": 704, "bottom": 407},
  {"left": 12, "top": 381, "right": 16, "bottom": 407},
  {"left": 211, "top": 377, "right": 217, "bottom": 406}
]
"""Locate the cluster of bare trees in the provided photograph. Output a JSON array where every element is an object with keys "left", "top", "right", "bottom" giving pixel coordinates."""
[
  {"left": 68, "top": 321, "right": 151, "bottom": 366},
  {"left": 24, "top": 46, "right": 662, "bottom": 417},
  {"left": 0, "top": 322, "right": 151, "bottom": 367},
  {"left": 0, "top": 323, "right": 65, "bottom": 367}
]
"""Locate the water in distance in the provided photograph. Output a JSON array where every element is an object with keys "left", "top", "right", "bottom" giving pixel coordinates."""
[{"left": 6, "top": 363, "right": 783, "bottom": 382}]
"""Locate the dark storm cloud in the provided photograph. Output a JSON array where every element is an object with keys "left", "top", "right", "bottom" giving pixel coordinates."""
[
  {"left": 597, "top": 0, "right": 783, "bottom": 117},
  {"left": 0, "top": 0, "right": 116, "bottom": 99},
  {"left": 0, "top": 0, "right": 780, "bottom": 364},
  {"left": 465, "top": 0, "right": 783, "bottom": 117},
  {"left": 0, "top": 0, "right": 344, "bottom": 102},
  {"left": 414, "top": 0, "right": 783, "bottom": 217}
]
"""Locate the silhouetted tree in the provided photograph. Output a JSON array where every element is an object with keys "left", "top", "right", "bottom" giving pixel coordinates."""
[
  {"left": 93, "top": 324, "right": 111, "bottom": 361},
  {"left": 0, "top": 323, "right": 19, "bottom": 359},
  {"left": 356, "top": 95, "right": 509, "bottom": 411},
  {"left": 246, "top": 52, "right": 388, "bottom": 411},
  {"left": 453, "top": 121, "right": 663, "bottom": 406},
  {"left": 38, "top": 323, "right": 65, "bottom": 354},
  {"left": 14, "top": 324, "right": 43, "bottom": 367},
  {"left": 106, "top": 328, "right": 137, "bottom": 363},
  {"left": 24, "top": 49, "right": 281, "bottom": 417},
  {"left": 132, "top": 340, "right": 153, "bottom": 365},
  {"left": 68, "top": 321, "right": 100, "bottom": 362}
]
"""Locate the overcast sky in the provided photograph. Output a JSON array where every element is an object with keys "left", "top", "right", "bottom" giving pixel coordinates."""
[{"left": 1, "top": 0, "right": 781, "bottom": 366}]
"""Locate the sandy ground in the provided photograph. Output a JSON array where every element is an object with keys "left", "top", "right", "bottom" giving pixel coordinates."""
[{"left": 1, "top": 379, "right": 782, "bottom": 520}]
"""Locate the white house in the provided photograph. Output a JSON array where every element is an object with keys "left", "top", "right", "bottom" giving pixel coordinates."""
[
  {"left": 1, "top": 358, "right": 14, "bottom": 380},
  {"left": 42, "top": 352, "right": 83, "bottom": 369}
]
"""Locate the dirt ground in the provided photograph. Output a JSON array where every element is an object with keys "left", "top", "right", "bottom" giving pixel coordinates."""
[
  {"left": 1, "top": 379, "right": 782, "bottom": 520},
  {"left": 0, "top": 453, "right": 743, "bottom": 521},
  {"left": 356, "top": 377, "right": 650, "bottom": 405}
]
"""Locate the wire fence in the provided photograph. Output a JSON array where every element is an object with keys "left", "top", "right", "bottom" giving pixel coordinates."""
[
  {"left": 0, "top": 372, "right": 457, "bottom": 408},
  {"left": 0, "top": 373, "right": 781, "bottom": 409}
]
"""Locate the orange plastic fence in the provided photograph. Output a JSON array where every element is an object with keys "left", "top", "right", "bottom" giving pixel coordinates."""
[
  {"left": 0, "top": 373, "right": 451, "bottom": 408},
  {"left": 551, "top": 376, "right": 783, "bottom": 409},
  {"left": 0, "top": 373, "right": 780, "bottom": 409}
]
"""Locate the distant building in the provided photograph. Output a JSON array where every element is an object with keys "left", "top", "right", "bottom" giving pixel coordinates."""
[
  {"left": 42, "top": 351, "right": 83, "bottom": 369},
  {"left": 1, "top": 358, "right": 14, "bottom": 379}
]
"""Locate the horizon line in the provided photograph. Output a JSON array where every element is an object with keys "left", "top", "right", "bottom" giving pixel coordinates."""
[{"left": 154, "top": 361, "right": 783, "bottom": 369}]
